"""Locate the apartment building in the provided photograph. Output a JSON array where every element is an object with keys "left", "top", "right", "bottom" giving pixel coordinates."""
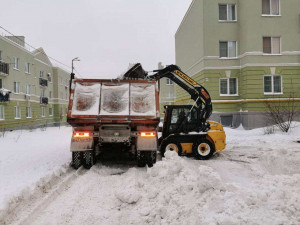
[
  {"left": 175, "top": 0, "right": 300, "bottom": 129},
  {"left": 0, "top": 35, "right": 70, "bottom": 129}
]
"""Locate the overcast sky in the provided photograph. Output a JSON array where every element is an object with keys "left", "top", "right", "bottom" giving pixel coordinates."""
[{"left": 1, "top": 0, "right": 192, "bottom": 78}]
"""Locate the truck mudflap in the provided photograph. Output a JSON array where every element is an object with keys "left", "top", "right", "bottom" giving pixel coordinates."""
[
  {"left": 70, "top": 130, "right": 94, "bottom": 152},
  {"left": 136, "top": 131, "right": 157, "bottom": 151}
]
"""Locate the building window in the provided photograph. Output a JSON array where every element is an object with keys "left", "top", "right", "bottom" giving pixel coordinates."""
[
  {"left": 0, "top": 78, "right": 2, "bottom": 89},
  {"left": 25, "top": 62, "right": 30, "bottom": 73},
  {"left": 15, "top": 106, "right": 21, "bottom": 119},
  {"left": 264, "top": 75, "right": 282, "bottom": 94},
  {"left": 262, "top": 0, "right": 280, "bottom": 15},
  {"left": 40, "top": 89, "right": 45, "bottom": 97},
  {"left": 41, "top": 107, "right": 45, "bottom": 117},
  {"left": 40, "top": 71, "right": 44, "bottom": 78},
  {"left": 26, "top": 107, "right": 32, "bottom": 118},
  {"left": 14, "top": 82, "right": 20, "bottom": 93},
  {"left": 25, "top": 85, "right": 30, "bottom": 95},
  {"left": 263, "top": 37, "right": 280, "bottom": 54},
  {"left": 49, "top": 91, "right": 52, "bottom": 98},
  {"left": 49, "top": 107, "right": 53, "bottom": 116},
  {"left": 219, "top": 4, "right": 236, "bottom": 21},
  {"left": 13, "top": 57, "right": 19, "bottom": 69},
  {"left": 220, "top": 41, "right": 237, "bottom": 58},
  {"left": 166, "top": 78, "right": 173, "bottom": 85},
  {"left": 220, "top": 78, "right": 238, "bottom": 95},
  {"left": 0, "top": 50, "right": 2, "bottom": 61},
  {"left": 0, "top": 105, "right": 4, "bottom": 120}
]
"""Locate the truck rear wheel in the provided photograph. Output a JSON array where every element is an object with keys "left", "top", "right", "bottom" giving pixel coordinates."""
[
  {"left": 83, "top": 151, "right": 95, "bottom": 169},
  {"left": 192, "top": 139, "right": 214, "bottom": 160},
  {"left": 72, "top": 152, "right": 82, "bottom": 169},
  {"left": 137, "top": 151, "right": 156, "bottom": 167},
  {"left": 146, "top": 151, "right": 156, "bottom": 167},
  {"left": 137, "top": 151, "right": 146, "bottom": 167}
]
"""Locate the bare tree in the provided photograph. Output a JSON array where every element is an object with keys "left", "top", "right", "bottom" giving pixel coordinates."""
[
  {"left": 0, "top": 127, "right": 6, "bottom": 138},
  {"left": 264, "top": 82, "right": 299, "bottom": 132}
]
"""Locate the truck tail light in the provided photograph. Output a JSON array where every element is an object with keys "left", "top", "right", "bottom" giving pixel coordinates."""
[
  {"left": 141, "top": 132, "right": 156, "bottom": 137},
  {"left": 73, "top": 132, "right": 91, "bottom": 138}
]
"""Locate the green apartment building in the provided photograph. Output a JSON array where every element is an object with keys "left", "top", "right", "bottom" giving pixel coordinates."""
[
  {"left": 0, "top": 35, "right": 70, "bottom": 129},
  {"left": 175, "top": 0, "right": 300, "bottom": 129}
]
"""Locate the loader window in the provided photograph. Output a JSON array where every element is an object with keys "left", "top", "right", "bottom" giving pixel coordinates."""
[{"left": 169, "top": 107, "right": 198, "bottom": 133}]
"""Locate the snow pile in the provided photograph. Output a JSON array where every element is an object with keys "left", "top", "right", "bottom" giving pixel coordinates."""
[
  {"left": 113, "top": 150, "right": 300, "bottom": 225},
  {"left": 114, "top": 151, "right": 227, "bottom": 224},
  {"left": 0, "top": 126, "right": 72, "bottom": 212},
  {"left": 72, "top": 83, "right": 101, "bottom": 115},
  {"left": 130, "top": 83, "right": 156, "bottom": 116},
  {"left": 100, "top": 83, "right": 129, "bottom": 115}
]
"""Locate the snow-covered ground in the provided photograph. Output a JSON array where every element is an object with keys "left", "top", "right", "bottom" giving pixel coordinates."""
[
  {"left": 1, "top": 124, "right": 300, "bottom": 225},
  {"left": 0, "top": 126, "right": 72, "bottom": 212}
]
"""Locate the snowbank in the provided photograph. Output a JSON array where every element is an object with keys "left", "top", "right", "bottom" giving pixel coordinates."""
[
  {"left": 0, "top": 126, "right": 72, "bottom": 211},
  {"left": 114, "top": 150, "right": 300, "bottom": 225}
]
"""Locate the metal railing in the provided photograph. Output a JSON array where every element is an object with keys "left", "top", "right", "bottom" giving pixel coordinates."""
[
  {"left": 39, "top": 78, "right": 48, "bottom": 87},
  {"left": 0, "top": 92, "right": 10, "bottom": 102},
  {"left": 40, "top": 97, "right": 48, "bottom": 105}
]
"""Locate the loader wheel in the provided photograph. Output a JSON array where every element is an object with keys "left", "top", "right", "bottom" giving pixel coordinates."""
[
  {"left": 193, "top": 139, "right": 215, "bottom": 160},
  {"left": 160, "top": 141, "right": 182, "bottom": 157},
  {"left": 137, "top": 151, "right": 146, "bottom": 167},
  {"left": 83, "top": 151, "right": 95, "bottom": 169},
  {"left": 72, "top": 152, "right": 82, "bottom": 169}
]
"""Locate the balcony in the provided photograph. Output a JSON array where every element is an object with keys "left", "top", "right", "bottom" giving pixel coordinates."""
[
  {"left": 40, "top": 97, "right": 48, "bottom": 105},
  {"left": 0, "top": 89, "right": 10, "bottom": 102},
  {"left": 39, "top": 78, "right": 48, "bottom": 87},
  {"left": 0, "top": 61, "right": 9, "bottom": 75}
]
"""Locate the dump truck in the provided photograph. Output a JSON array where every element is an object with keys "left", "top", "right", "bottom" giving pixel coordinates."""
[
  {"left": 67, "top": 65, "right": 159, "bottom": 169},
  {"left": 67, "top": 64, "right": 226, "bottom": 169}
]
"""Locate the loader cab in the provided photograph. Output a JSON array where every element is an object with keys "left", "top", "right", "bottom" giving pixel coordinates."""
[{"left": 161, "top": 105, "right": 200, "bottom": 139}]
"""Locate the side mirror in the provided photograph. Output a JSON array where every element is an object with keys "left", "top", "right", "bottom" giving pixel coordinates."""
[{"left": 158, "top": 127, "right": 163, "bottom": 132}]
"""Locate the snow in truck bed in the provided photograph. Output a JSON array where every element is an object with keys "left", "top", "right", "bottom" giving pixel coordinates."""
[{"left": 71, "top": 82, "right": 157, "bottom": 117}]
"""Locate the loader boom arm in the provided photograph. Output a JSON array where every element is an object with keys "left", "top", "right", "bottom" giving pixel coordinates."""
[{"left": 149, "top": 65, "right": 212, "bottom": 125}]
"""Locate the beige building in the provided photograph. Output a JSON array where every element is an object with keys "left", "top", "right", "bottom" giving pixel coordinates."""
[{"left": 0, "top": 35, "right": 70, "bottom": 129}]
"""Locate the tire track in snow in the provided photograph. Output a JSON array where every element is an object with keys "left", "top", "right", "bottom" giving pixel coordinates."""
[{"left": 2, "top": 166, "right": 88, "bottom": 225}]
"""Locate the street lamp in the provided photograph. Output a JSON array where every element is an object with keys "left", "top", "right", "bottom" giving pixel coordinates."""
[
  {"left": 70, "top": 57, "right": 80, "bottom": 91},
  {"left": 71, "top": 57, "right": 80, "bottom": 74}
]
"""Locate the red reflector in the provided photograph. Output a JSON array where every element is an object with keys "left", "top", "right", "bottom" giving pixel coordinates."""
[
  {"left": 141, "top": 132, "right": 156, "bottom": 137},
  {"left": 201, "top": 89, "right": 210, "bottom": 99},
  {"left": 73, "top": 132, "right": 90, "bottom": 138}
]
